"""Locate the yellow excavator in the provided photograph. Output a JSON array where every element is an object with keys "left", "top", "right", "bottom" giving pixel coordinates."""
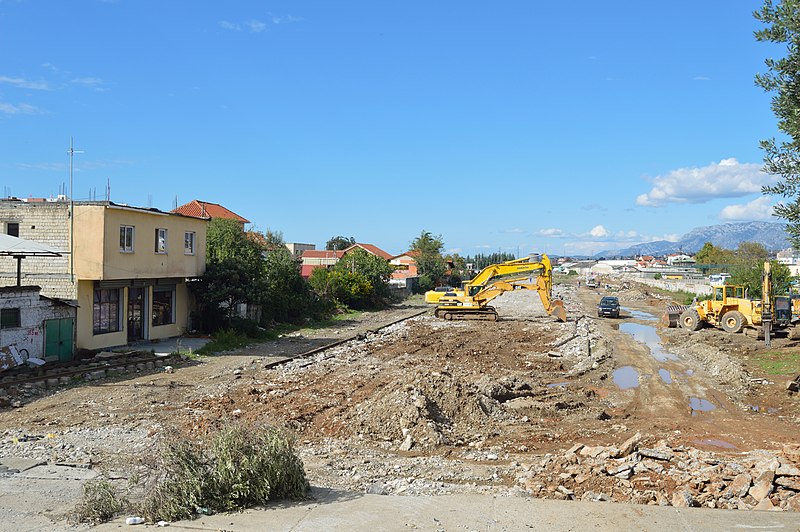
[{"left": 427, "top": 253, "right": 567, "bottom": 322}]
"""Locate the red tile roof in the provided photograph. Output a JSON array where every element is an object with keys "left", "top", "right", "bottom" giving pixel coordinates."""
[
  {"left": 391, "top": 250, "right": 420, "bottom": 260},
  {"left": 172, "top": 200, "right": 249, "bottom": 223},
  {"left": 343, "top": 243, "right": 392, "bottom": 260},
  {"left": 301, "top": 264, "right": 326, "bottom": 278},
  {"left": 301, "top": 250, "right": 345, "bottom": 259}
]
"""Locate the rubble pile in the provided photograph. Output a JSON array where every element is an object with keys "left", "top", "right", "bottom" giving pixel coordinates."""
[{"left": 519, "top": 433, "right": 800, "bottom": 511}]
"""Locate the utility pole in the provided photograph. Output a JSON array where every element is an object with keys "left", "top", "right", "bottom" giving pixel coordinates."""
[{"left": 68, "top": 137, "right": 84, "bottom": 283}]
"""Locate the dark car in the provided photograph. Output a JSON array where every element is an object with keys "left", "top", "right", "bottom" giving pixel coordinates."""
[{"left": 597, "top": 296, "right": 620, "bottom": 318}]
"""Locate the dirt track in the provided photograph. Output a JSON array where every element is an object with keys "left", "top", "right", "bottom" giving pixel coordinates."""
[{"left": 2, "top": 278, "right": 800, "bottom": 516}]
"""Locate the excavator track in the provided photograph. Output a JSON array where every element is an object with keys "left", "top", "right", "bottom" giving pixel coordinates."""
[{"left": 435, "top": 306, "right": 499, "bottom": 321}]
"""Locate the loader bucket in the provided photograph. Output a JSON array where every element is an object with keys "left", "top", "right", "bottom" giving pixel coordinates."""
[
  {"left": 549, "top": 300, "right": 567, "bottom": 322},
  {"left": 662, "top": 305, "right": 689, "bottom": 328}
]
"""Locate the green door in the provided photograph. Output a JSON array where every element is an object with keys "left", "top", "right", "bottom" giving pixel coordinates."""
[{"left": 44, "top": 318, "right": 74, "bottom": 362}]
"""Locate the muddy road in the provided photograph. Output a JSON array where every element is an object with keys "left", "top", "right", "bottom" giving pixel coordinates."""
[{"left": 2, "top": 278, "right": 800, "bottom": 517}]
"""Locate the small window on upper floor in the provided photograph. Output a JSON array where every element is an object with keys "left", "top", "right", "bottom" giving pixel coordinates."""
[
  {"left": 120, "top": 225, "right": 135, "bottom": 253},
  {"left": 6, "top": 222, "right": 19, "bottom": 237},
  {"left": 184, "top": 231, "right": 196, "bottom": 255},
  {"left": 155, "top": 228, "right": 167, "bottom": 253}
]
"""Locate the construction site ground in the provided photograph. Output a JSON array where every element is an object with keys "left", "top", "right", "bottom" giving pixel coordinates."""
[{"left": 2, "top": 278, "right": 800, "bottom": 530}]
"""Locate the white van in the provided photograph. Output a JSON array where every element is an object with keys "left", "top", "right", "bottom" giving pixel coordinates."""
[{"left": 709, "top": 273, "right": 731, "bottom": 285}]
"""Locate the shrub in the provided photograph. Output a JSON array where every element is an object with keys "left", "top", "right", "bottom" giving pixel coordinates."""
[
  {"left": 138, "top": 423, "right": 309, "bottom": 523},
  {"left": 73, "top": 480, "right": 128, "bottom": 524},
  {"left": 198, "top": 329, "right": 251, "bottom": 354}
]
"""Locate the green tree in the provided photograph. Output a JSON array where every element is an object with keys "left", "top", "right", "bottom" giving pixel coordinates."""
[
  {"left": 261, "top": 246, "right": 317, "bottom": 323},
  {"left": 731, "top": 260, "right": 792, "bottom": 298},
  {"left": 191, "top": 219, "right": 321, "bottom": 330},
  {"left": 694, "top": 242, "right": 735, "bottom": 270},
  {"left": 308, "top": 248, "right": 393, "bottom": 309},
  {"left": 326, "top": 235, "right": 356, "bottom": 251},
  {"left": 410, "top": 230, "right": 446, "bottom": 292},
  {"left": 755, "top": 1, "right": 800, "bottom": 246},
  {"left": 191, "top": 219, "right": 269, "bottom": 330}
]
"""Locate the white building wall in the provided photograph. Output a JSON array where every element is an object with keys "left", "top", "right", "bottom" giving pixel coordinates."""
[{"left": 0, "top": 286, "right": 73, "bottom": 359}]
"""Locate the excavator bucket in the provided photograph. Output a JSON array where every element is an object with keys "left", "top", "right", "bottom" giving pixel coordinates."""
[{"left": 549, "top": 300, "right": 567, "bottom": 322}]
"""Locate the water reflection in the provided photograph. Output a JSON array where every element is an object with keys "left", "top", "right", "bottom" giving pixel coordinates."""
[
  {"left": 613, "top": 366, "right": 640, "bottom": 389},
  {"left": 621, "top": 307, "right": 657, "bottom": 321},
  {"left": 620, "top": 322, "right": 680, "bottom": 362},
  {"left": 658, "top": 368, "right": 672, "bottom": 384},
  {"left": 689, "top": 397, "right": 716, "bottom": 412}
]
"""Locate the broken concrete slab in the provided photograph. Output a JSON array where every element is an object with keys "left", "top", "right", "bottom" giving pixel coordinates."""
[{"left": 0, "top": 457, "right": 46, "bottom": 472}]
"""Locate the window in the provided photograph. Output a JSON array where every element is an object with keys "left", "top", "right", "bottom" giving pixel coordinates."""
[
  {"left": 152, "top": 287, "right": 175, "bottom": 326},
  {"left": 0, "top": 308, "right": 21, "bottom": 329},
  {"left": 93, "top": 288, "right": 120, "bottom": 334},
  {"left": 120, "top": 225, "right": 134, "bottom": 252},
  {"left": 155, "top": 228, "right": 167, "bottom": 253},
  {"left": 184, "top": 231, "right": 196, "bottom": 255},
  {"left": 6, "top": 222, "right": 19, "bottom": 237}
]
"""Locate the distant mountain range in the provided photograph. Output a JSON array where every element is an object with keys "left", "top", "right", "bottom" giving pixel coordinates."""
[{"left": 595, "top": 221, "right": 790, "bottom": 258}]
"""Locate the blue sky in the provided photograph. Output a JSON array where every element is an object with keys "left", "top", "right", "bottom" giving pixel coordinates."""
[{"left": 0, "top": 1, "right": 787, "bottom": 257}]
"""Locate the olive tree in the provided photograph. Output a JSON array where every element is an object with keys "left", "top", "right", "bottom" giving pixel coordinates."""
[{"left": 755, "top": 0, "right": 800, "bottom": 246}]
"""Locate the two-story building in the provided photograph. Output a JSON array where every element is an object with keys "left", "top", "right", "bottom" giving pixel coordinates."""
[{"left": 0, "top": 198, "right": 208, "bottom": 351}]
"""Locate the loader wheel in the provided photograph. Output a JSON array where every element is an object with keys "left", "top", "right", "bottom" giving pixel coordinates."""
[
  {"left": 679, "top": 309, "right": 703, "bottom": 331},
  {"left": 721, "top": 311, "right": 745, "bottom": 333}
]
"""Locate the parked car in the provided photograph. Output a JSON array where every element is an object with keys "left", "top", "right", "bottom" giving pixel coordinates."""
[{"left": 597, "top": 296, "right": 620, "bottom": 318}]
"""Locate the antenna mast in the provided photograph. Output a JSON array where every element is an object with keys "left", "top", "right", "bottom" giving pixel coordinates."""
[{"left": 68, "top": 137, "right": 84, "bottom": 283}]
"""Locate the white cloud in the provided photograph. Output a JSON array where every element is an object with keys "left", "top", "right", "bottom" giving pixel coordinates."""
[
  {"left": 70, "top": 77, "right": 104, "bottom": 87},
  {"left": 636, "top": 158, "right": 776, "bottom": 207},
  {"left": 0, "top": 102, "right": 42, "bottom": 114},
  {"left": 245, "top": 19, "right": 267, "bottom": 32},
  {"left": 447, "top": 247, "right": 462, "bottom": 254},
  {"left": 589, "top": 225, "right": 609, "bottom": 238},
  {"left": 502, "top": 228, "right": 526, "bottom": 234},
  {"left": 0, "top": 76, "right": 50, "bottom": 90},
  {"left": 271, "top": 14, "right": 303, "bottom": 24},
  {"left": 536, "top": 228, "right": 566, "bottom": 238},
  {"left": 219, "top": 20, "right": 241, "bottom": 31},
  {"left": 719, "top": 196, "right": 776, "bottom": 221}
]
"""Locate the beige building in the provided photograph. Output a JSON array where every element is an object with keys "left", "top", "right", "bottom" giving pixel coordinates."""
[
  {"left": 285, "top": 242, "right": 315, "bottom": 260},
  {"left": 0, "top": 199, "right": 207, "bottom": 351}
]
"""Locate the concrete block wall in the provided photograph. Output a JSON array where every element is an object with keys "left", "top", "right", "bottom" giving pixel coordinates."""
[{"left": 0, "top": 201, "right": 75, "bottom": 300}]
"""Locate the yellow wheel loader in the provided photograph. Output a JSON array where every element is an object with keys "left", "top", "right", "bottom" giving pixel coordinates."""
[
  {"left": 671, "top": 262, "right": 794, "bottom": 346},
  {"left": 429, "top": 253, "right": 567, "bottom": 322}
]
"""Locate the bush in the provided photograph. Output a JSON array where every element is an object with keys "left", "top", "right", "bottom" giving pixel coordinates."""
[
  {"left": 73, "top": 480, "right": 128, "bottom": 524},
  {"left": 198, "top": 329, "right": 251, "bottom": 354},
  {"left": 138, "top": 423, "right": 309, "bottom": 522}
]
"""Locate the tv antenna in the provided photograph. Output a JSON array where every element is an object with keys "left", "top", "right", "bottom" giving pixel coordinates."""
[{"left": 68, "top": 137, "right": 84, "bottom": 281}]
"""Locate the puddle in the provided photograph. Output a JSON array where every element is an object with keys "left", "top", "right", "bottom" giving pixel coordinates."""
[
  {"left": 689, "top": 397, "right": 716, "bottom": 413},
  {"left": 685, "top": 369, "right": 694, "bottom": 377},
  {"left": 621, "top": 307, "right": 657, "bottom": 321},
  {"left": 658, "top": 369, "right": 672, "bottom": 384},
  {"left": 613, "top": 366, "right": 640, "bottom": 389},
  {"left": 619, "top": 323, "right": 679, "bottom": 362},
  {"left": 547, "top": 382, "right": 569, "bottom": 388},
  {"left": 694, "top": 438, "right": 736, "bottom": 449}
]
